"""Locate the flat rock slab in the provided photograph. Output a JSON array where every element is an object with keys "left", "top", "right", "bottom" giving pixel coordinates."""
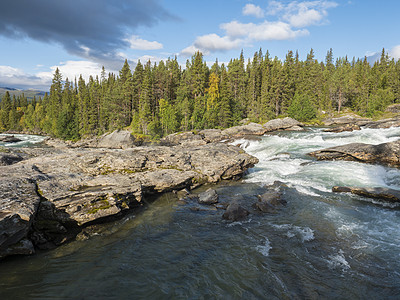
[
  {"left": 333, "top": 186, "right": 400, "bottom": 203},
  {"left": 0, "top": 142, "right": 258, "bottom": 259},
  {"left": 308, "top": 140, "right": 400, "bottom": 167}
]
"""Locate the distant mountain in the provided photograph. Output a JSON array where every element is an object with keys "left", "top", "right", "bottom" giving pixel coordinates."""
[{"left": 0, "top": 87, "right": 47, "bottom": 101}]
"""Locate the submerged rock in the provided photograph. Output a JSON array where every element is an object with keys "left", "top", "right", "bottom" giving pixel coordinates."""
[
  {"left": 222, "top": 201, "right": 249, "bottom": 222},
  {"left": 0, "top": 135, "right": 22, "bottom": 143},
  {"left": 323, "top": 124, "right": 361, "bottom": 133},
  {"left": 198, "top": 188, "right": 219, "bottom": 205},
  {"left": 332, "top": 186, "right": 400, "bottom": 203},
  {"left": 308, "top": 139, "right": 400, "bottom": 167},
  {"left": 254, "top": 190, "right": 286, "bottom": 213}
]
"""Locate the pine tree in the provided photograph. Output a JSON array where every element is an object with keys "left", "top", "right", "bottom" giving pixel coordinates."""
[{"left": 0, "top": 91, "right": 12, "bottom": 130}]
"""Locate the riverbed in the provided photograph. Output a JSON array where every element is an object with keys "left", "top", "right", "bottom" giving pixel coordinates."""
[{"left": 1, "top": 127, "right": 400, "bottom": 299}]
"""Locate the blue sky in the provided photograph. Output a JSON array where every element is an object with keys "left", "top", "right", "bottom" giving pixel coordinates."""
[{"left": 0, "top": 0, "right": 399, "bottom": 90}]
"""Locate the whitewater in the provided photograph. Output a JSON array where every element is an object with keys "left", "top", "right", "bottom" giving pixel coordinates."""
[{"left": 1, "top": 127, "right": 400, "bottom": 299}]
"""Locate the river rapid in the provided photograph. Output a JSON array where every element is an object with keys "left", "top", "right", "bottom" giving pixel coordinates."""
[{"left": 1, "top": 128, "right": 400, "bottom": 299}]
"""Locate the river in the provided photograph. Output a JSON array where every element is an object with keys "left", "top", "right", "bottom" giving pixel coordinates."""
[{"left": 1, "top": 127, "right": 400, "bottom": 299}]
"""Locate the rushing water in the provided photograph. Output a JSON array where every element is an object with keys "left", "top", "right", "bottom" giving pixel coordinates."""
[
  {"left": 1, "top": 128, "right": 400, "bottom": 299},
  {"left": 0, "top": 133, "right": 47, "bottom": 148}
]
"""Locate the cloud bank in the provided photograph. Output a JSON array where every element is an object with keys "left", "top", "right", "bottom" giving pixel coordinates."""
[
  {"left": 0, "top": 0, "right": 173, "bottom": 69},
  {"left": 181, "top": 0, "right": 338, "bottom": 56}
]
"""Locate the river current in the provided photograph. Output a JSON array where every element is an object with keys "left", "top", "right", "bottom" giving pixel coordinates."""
[{"left": 1, "top": 128, "right": 400, "bottom": 299}]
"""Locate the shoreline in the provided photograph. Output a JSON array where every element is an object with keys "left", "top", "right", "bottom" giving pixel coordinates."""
[{"left": 1, "top": 115, "right": 400, "bottom": 260}]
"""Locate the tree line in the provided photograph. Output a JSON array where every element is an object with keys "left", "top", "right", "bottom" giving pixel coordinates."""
[{"left": 0, "top": 48, "right": 399, "bottom": 140}]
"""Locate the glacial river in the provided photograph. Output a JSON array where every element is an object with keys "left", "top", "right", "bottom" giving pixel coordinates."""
[{"left": 1, "top": 127, "right": 400, "bottom": 299}]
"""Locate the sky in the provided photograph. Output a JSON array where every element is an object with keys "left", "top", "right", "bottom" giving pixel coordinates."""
[{"left": 0, "top": 0, "right": 399, "bottom": 91}]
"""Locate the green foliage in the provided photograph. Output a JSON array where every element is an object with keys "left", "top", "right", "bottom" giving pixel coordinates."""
[
  {"left": 0, "top": 47, "right": 399, "bottom": 139},
  {"left": 288, "top": 93, "right": 317, "bottom": 122}
]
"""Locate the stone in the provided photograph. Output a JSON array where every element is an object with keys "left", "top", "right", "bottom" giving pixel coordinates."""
[
  {"left": 0, "top": 178, "right": 41, "bottom": 258},
  {"left": 254, "top": 190, "right": 285, "bottom": 213},
  {"left": 332, "top": 186, "right": 400, "bottom": 203},
  {"left": 322, "top": 114, "right": 371, "bottom": 126},
  {"left": 198, "top": 129, "right": 227, "bottom": 143},
  {"left": 222, "top": 123, "right": 266, "bottom": 137},
  {"left": 198, "top": 188, "right": 219, "bottom": 204},
  {"left": 308, "top": 139, "right": 400, "bottom": 167},
  {"left": 323, "top": 124, "right": 361, "bottom": 133},
  {"left": 96, "top": 130, "right": 136, "bottom": 149},
  {"left": 222, "top": 201, "right": 249, "bottom": 221},
  {"left": 160, "top": 131, "right": 206, "bottom": 146},
  {"left": 0, "top": 141, "right": 258, "bottom": 259},
  {"left": 263, "top": 117, "right": 302, "bottom": 132},
  {"left": 0, "top": 135, "right": 22, "bottom": 143},
  {"left": 0, "top": 153, "right": 23, "bottom": 166}
]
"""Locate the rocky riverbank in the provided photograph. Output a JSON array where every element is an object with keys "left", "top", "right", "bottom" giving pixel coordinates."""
[
  {"left": 308, "top": 139, "right": 400, "bottom": 167},
  {"left": 0, "top": 141, "right": 258, "bottom": 259}
]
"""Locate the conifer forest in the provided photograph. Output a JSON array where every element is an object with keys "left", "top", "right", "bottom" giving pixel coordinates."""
[{"left": 1, "top": 48, "right": 399, "bottom": 140}]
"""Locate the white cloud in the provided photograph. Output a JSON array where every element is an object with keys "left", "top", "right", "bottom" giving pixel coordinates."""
[
  {"left": 243, "top": 3, "right": 265, "bottom": 18},
  {"left": 126, "top": 35, "right": 163, "bottom": 50},
  {"left": 389, "top": 45, "right": 400, "bottom": 60},
  {"left": 181, "top": 1, "right": 337, "bottom": 55},
  {"left": 0, "top": 66, "right": 49, "bottom": 89},
  {"left": 0, "top": 61, "right": 112, "bottom": 90},
  {"left": 221, "top": 20, "right": 308, "bottom": 41},
  {"left": 181, "top": 45, "right": 207, "bottom": 57},
  {"left": 194, "top": 34, "right": 244, "bottom": 52},
  {"left": 269, "top": 1, "right": 338, "bottom": 28},
  {"left": 38, "top": 61, "right": 105, "bottom": 82}
]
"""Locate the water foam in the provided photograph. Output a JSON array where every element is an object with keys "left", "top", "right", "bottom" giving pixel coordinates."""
[
  {"left": 271, "top": 224, "right": 315, "bottom": 242},
  {"left": 327, "top": 249, "right": 351, "bottom": 271},
  {"left": 256, "top": 237, "right": 272, "bottom": 257}
]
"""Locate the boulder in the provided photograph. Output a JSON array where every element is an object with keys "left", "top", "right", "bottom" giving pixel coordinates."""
[
  {"left": 0, "top": 178, "right": 41, "bottom": 258},
  {"left": 96, "top": 130, "right": 136, "bottom": 149},
  {"left": 308, "top": 139, "right": 400, "bottom": 167},
  {"left": 323, "top": 124, "right": 361, "bottom": 133},
  {"left": 322, "top": 114, "right": 371, "bottom": 126},
  {"left": 221, "top": 123, "right": 266, "bottom": 137},
  {"left": 263, "top": 117, "right": 302, "bottom": 132},
  {"left": 0, "top": 142, "right": 258, "bottom": 259},
  {"left": 0, "top": 135, "right": 22, "bottom": 143},
  {"left": 160, "top": 131, "right": 206, "bottom": 146},
  {"left": 222, "top": 201, "right": 249, "bottom": 221},
  {"left": 254, "top": 190, "right": 286, "bottom": 213},
  {"left": 363, "top": 117, "right": 400, "bottom": 129},
  {"left": 0, "top": 152, "right": 23, "bottom": 166},
  {"left": 198, "top": 129, "right": 227, "bottom": 143},
  {"left": 198, "top": 188, "right": 219, "bottom": 205},
  {"left": 332, "top": 186, "right": 400, "bottom": 203}
]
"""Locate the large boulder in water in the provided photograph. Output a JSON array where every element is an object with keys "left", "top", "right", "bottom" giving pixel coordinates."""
[
  {"left": 263, "top": 117, "right": 302, "bottom": 132},
  {"left": 333, "top": 186, "right": 400, "bottom": 203},
  {"left": 0, "top": 141, "right": 258, "bottom": 259},
  {"left": 0, "top": 178, "right": 41, "bottom": 258},
  {"left": 308, "top": 139, "right": 400, "bottom": 167},
  {"left": 255, "top": 190, "right": 286, "bottom": 213},
  {"left": 198, "top": 188, "right": 219, "bottom": 205},
  {"left": 222, "top": 201, "right": 249, "bottom": 221},
  {"left": 221, "top": 123, "right": 266, "bottom": 137},
  {"left": 0, "top": 135, "right": 22, "bottom": 143}
]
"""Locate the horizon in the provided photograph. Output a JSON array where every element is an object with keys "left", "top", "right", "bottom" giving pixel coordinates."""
[{"left": 1, "top": 0, "right": 400, "bottom": 91}]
